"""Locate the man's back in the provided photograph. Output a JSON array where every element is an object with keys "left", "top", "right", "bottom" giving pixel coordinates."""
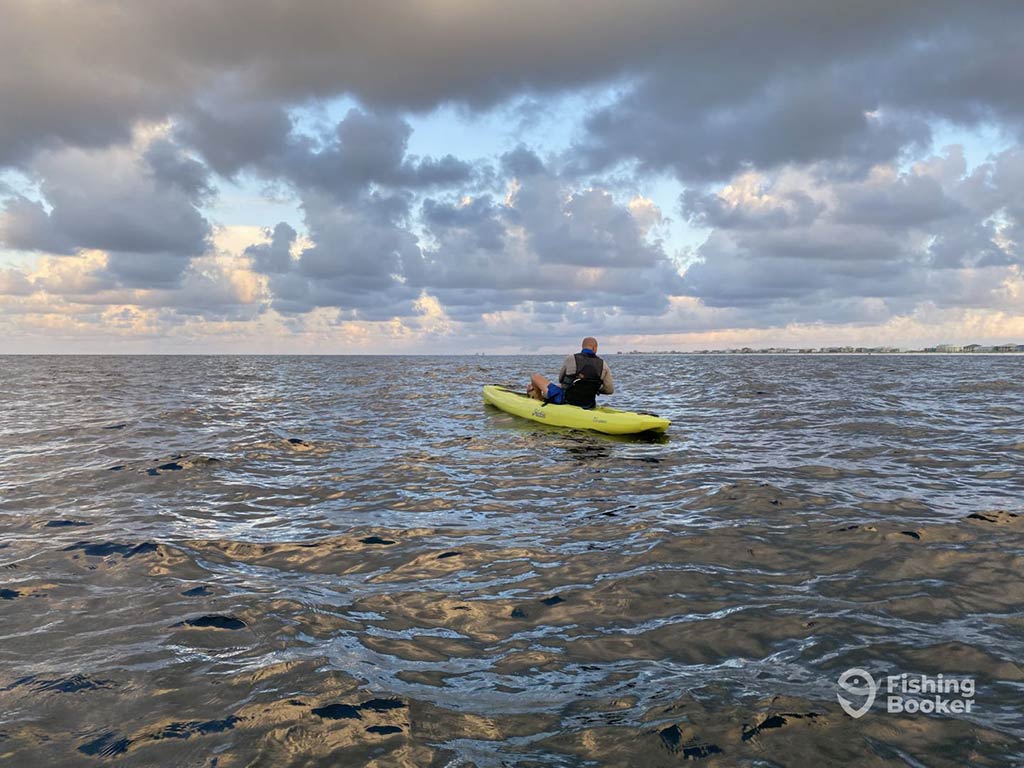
[
  {"left": 526, "top": 336, "right": 612, "bottom": 407},
  {"left": 560, "top": 350, "right": 613, "bottom": 408}
]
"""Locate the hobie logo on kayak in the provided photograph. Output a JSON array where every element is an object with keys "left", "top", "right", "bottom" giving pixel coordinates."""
[{"left": 532, "top": 409, "right": 546, "bottom": 419}]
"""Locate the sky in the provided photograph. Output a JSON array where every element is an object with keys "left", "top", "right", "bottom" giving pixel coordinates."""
[{"left": 1, "top": 0, "right": 1023, "bottom": 353}]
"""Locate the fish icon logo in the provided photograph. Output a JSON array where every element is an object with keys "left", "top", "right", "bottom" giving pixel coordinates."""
[{"left": 837, "top": 668, "right": 877, "bottom": 719}]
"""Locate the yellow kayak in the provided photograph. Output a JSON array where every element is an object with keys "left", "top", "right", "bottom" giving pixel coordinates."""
[{"left": 482, "top": 385, "right": 670, "bottom": 435}]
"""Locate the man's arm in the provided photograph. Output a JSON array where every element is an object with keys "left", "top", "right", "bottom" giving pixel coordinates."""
[{"left": 600, "top": 364, "right": 614, "bottom": 394}]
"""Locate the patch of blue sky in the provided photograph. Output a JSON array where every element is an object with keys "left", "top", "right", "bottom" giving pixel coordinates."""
[
  {"left": 0, "top": 168, "right": 41, "bottom": 203},
  {"left": 641, "top": 174, "right": 709, "bottom": 268},
  {"left": 403, "top": 84, "right": 627, "bottom": 162},
  {"left": 0, "top": 248, "right": 39, "bottom": 270},
  {"left": 290, "top": 94, "right": 364, "bottom": 141},
  {"left": 206, "top": 175, "right": 304, "bottom": 233},
  {"left": 923, "top": 120, "right": 1013, "bottom": 173}
]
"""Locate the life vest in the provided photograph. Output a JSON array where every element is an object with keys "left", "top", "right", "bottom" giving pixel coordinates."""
[{"left": 562, "top": 352, "right": 605, "bottom": 409}]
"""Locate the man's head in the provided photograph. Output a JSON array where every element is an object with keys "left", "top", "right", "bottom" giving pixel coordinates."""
[{"left": 582, "top": 337, "right": 598, "bottom": 352}]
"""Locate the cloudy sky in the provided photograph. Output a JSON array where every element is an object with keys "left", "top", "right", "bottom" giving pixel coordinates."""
[{"left": 2, "top": 0, "right": 1023, "bottom": 353}]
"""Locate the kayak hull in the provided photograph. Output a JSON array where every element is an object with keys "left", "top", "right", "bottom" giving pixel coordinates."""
[{"left": 482, "top": 385, "right": 670, "bottom": 435}]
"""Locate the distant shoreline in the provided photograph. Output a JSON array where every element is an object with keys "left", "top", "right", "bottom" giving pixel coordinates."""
[
  {"left": 1, "top": 351, "right": 1023, "bottom": 357},
  {"left": 619, "top": 350, "right": 1024, "bottom": 356}
]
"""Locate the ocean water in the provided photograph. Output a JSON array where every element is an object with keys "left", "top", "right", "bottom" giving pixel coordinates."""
[{"left": 1, "top": 354, "right": 1022, "bottom": 767}]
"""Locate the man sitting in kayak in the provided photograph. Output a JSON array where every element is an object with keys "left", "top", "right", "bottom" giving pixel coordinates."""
[{"left": 527, "top": 337, "right": 614, "bottom": 409}]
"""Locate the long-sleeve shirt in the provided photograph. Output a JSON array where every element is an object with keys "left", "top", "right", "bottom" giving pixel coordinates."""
[{"left": 558, "top": 354, "right": 614, "bottom": 394}]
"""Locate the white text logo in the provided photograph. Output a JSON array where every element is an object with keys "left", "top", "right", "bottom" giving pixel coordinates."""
[
  {"left": 837, "top": 669, "right": 976, "bottom": 718},
  {"left": 837, "top": 668, "right": 877, "bottom": 719}
]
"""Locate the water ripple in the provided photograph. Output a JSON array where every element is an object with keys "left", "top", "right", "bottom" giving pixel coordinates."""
[{"left": 1, "top": 354, "right": 1022, "bottom": 766}]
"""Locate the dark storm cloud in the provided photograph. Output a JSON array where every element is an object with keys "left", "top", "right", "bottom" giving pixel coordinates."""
[
  {"left": 577, "top": 71, "right": 934, "bottom": 182},
  {"left": 0, "top": 196, "right": 76, "bottom": 254},
  {"left": 882, "top": 17, "right": 1024, "bottom": 126},
  {"left": 100, "top": 251, "right": 197, "bottom": 289},
  {"left": 500, "top": 147, "right": 546, "bottom": 178},
  {"left": 926, "top": 221, "right": 1010, "bottom": 271},
  {"left": 833, "top": 172, "right": 962, "bottom": 230},
  {"left": 4, "top": 0, "right": 1023, "bottom": 334},
  {"left": 519, "top": 184, "right": 664, "bottom": 268},
  {"left": 0, "top": 0, "right": 686, "bottom": 165},
  {"left": 407, "top": 158, "right": 684, "bottom": 315},
  {"left": 297, "top": 193, "right": 415, "bottom": 286},
  {"left": 246, "top": 148, "right": 683, "bottom": 319},
  {"left": 176, "top": 100, "right": 295, "bottom": 178},
  {"left": 7, "top": 1, "right": 1023, "bottom": 175},
  {"left": 683, "top": 231, "right": 919, "bottom": 311},
  {"left": 143, "top": 139, "right": 216, "bottom": 200},
  {"left": 0, "top": 144, "right": 212, "bottom": 287},
  {"left": 277, "top": 110, "right": 474, "bottom": 201},
  {"left": 490, "top": 148, "right": 665, "bottom": 269},
  {"left": 255, "top": 191, "right": 420, "bottom": 316},
  {"left": 408, "top": 155, "right": 477, "bottom": 189},
  {"left": 573, "top": 3, "right": 1024, "bottom": 181},
  {"left": 681, "top": 147, "right": 1023, "bottom": 318},
  {"left": 285, "top": 110, "right": 411, "bottom": 199},
  {"left": 246, "top": 222, "right": 297, "bottom": 274},
  {"left": 180, "top": 106, "right": 475, "bottom": 201},
  {"left": 917, "top": 148, "right": 1024, "bottom": 272},
  {"left": 421, "top": 196, "right": 507, "bottom": 252}
]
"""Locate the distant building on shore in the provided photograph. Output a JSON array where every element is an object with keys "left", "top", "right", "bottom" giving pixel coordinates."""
[{"left": 630, "top": 344, "right": 1019, "bottom": 355}]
